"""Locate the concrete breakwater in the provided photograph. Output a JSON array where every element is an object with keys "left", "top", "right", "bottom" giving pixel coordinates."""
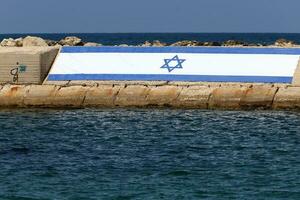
[
  {"left": 0, "top": 82, "right": 300, "bottom": 110},
  {"left": 1, "top": 45, "right": 300, "bottom": 110}
]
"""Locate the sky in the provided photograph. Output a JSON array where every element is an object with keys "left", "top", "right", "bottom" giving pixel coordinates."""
[{"left": 1, "top": 0, "right": 299, "bottom": 33}]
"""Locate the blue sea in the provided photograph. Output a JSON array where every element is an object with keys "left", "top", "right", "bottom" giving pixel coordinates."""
[
  {"left": 1, "top": 109, "right": 300, "bottom": 200},
  {"left": 1, "top": 33, "right": 300, "bottom": 45}
]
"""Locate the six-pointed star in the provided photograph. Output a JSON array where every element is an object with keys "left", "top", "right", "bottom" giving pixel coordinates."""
[{"left": 161, "top": 55, "right": 186, "bottom": 72}]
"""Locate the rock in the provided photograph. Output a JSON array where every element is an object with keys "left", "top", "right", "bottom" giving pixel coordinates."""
[
  {"left": 222, "top": 40, "right": 247, "bottom": 46},
  {"left": 59, "top": 36, "right": 83, "bottom": 46},
  {"left": 0, "top": 38, "right": 17, "bottom": 47},
  {"left": 274, "top": 38, "right": 295, "bottom": 47},
  {"left": 171, "top": 40, "right": 203, "bottom": 46},
  {"left": 45, "top": 39, "right": 58, "bottom": 46},
  {"left": 84, "top": 42, "right": 101, "bottom": 47},
  {"left": 23, "top": 36, "right": 48, "bottom": 47},
  {"left": 152, "top": 40, "right": 166, "bottom": 47},
  {"left": 15, "top": 38, "right": 23, "bottom": 47},
  {"left": 141, "top": 41, "right": 152, "bottom": 47},
  {"left": 202, "top": 41, "right": 221, "bottom": 46}
]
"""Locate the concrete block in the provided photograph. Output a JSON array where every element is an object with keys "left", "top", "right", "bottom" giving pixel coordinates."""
[
  {"left": 146, "top": 85, "right": 182, "bottom": 106},
  {"left": 115, "top": 85, "right": 150, "bottom": 106},
  {"left": 0, "top": 47, "right": 58, "bottom": 84},
  {"left": 84, "top": 85, "right": 121, "bottom": 107},
  {"left": 292, "top": 59, "right": 300, "bottom": 86},
  {"left": 173, "top": 86, "right": 214, "bottom": 108},
  {"left": 240, "top": 85, "right": 278, "bottom": 109},
  {"left": 208, "top": 86, "right": 248, "bottom": 109},
  {"left": 24, "top": 85, "right": 59, "bottom": 107},
  {"left": 0, "top": 84, "right": 28, "bottom": 107},
  {"left": 50, "top": 86, "right": 88, "bottom": 107},
  {"left": 273, "top": 86, "right": 300, "bottom": 109}
]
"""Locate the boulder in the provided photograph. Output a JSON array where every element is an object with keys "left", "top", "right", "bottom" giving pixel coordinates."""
[
  {"left": 203, "top": 41, "right": 221, "bottom": 46},
  {"left": 45, "top": 39, "right": 58, "bottom": 46},
  {"left": 141, "top": 41, "right": 152, "bottom": 47},
  {"left": 59, "top": 36, "right": 83, "bottom": 46},
  {"left": 0, "top": 38, "right": 17, "bottom": 47},
  {"left": 23, "top": 36, "right": 48, "bottom": 46},
  {"left": 171, "top": 40, "right": 203, "bottom": 46},
  {"left": 84, "top": 42, "right": 101, "bottom": 47},
  {"left": 274, "top": 38, "right": 295, "bottom": 47},
  {"left": 222, "top": 40, "right": 247, "bottom": 46},
  {"left": 15, "top": 38, "right": 23, "bottom": 47},
  {"left": 152, "top": 40, "right": 166, "bottom": 47}
]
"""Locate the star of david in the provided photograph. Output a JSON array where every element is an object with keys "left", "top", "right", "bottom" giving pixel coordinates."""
[{"left": 160, "top": 55, "right": 186, "bottom": 72}]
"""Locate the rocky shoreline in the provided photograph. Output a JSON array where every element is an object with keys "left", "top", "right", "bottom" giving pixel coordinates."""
[{"left": 0, "top": 36, "right": 298, "bottom": 48}]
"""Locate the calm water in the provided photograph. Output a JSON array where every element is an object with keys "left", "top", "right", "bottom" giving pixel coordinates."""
[
  {"left": 0, "top": 109, "right": 300, "bottom": 199},
  {"left": 1, "top": 33, "right": 300, "bottom": 45}
]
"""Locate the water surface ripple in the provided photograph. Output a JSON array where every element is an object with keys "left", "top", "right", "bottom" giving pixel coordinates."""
[{"left": 0, "top": 109, "right": 300, "bottom": 200}]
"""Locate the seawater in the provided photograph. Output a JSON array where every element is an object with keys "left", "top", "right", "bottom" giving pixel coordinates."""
[
  {"left": 0, "top": 109, "right": 300, "bottom": 199},
  {"left": 2, "top": 33, "right": 300, "bottom": 46}
]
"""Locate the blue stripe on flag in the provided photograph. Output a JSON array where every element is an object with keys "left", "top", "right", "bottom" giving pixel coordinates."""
[
  {"left": 60, "top": 46, "right": 300, "bottom": 55},
  {"left": 47, "top": 74, "right": 293, "bottom": 83}
]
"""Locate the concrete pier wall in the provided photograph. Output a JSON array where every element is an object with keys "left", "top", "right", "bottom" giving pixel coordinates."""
[
  {"left": 0, "top": 82, "right": 299, "bottom": 110},
  {"left": 1, "top": 46, "right": 300, "bottom": 110}
]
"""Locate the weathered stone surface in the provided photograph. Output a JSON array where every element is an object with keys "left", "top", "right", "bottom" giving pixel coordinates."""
[
  {"left": 208, "top": 86, "right": 248, "bottom": 109},
  {"left": 273, "top": 87, "right": 300, "bottom": 109},
  {"left": 0, "top": 85, "right": 28, "bottom": 107},
  {"left": 115, "top": 85, "right": 150, "bottom": 106},
  {"left": 203, "top": 41, "right": 221, "bottom": 46},
  {"left": 141, "top": 41, "right": 152, "bottom": 47},
  {"left": 0, "top": 38, "right": 17, "bottom": 47},
  {"left": 84, "top": 42, "right": 101, "bottom": 47},
  {"left": 174, "top": 86, "right": 214, "bottom": 108},
  {"left": 222, "top": 40, "right": 247, "bottom": 46},
  {"left": 24, "top": 85, "right": 59, "bottom": 107},
  {"left": 45, "top": 39, "right": 58, "bottom": 46},
  {"left": 44, "top": 81, "right": 70, "bottom": 86},
  {"left": 59, "top": 36, "right": 83, "bottom": 46},
  {"left": 15, "top": 38, "right": 23, "bottom": 47},
  {"left": 171, "top": 40, "right": 203, "bottom": 46},
  {"left": 84, "top": 85, "right": 121, "bottom": 107},
  {"left": 23, "top": 36, "right": 48, "bottom": 47},
  {"left": 50, "top": 86, "right": 88, "bottom": 107},
  {"left": 274, "top": 39, "right": 295, "bottom": 47},
  {"left": 146, "top": 85, "right": 182, "bottom": 106},
  {"left": 240, "top": 85, "right": 278, "bottom": 109}
]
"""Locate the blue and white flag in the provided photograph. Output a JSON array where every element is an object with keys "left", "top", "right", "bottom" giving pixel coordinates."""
[{"left": 47, "top": 46, "right": 300, "bottom": 83}]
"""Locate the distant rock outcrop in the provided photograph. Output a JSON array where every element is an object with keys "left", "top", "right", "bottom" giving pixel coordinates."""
[
  {"left": 23, "top": 36, "right": 48, "bottom": 47},
  {"left": 0, "top": 38, "right": 17, "bottom": 47},
  {"left": 141, "top": 40, "right": 166, "bottom": 47},
  {"left": 59, "top": 36, "right": 83, "bottom": 46},
  {"left": 171, "top": 40, "right": 203, "bottom": 46},
  {"left": 222, "top": 40, "right": 247, "bottom": 46},
  {"left": 0, "top": 35, "right": 299, "bottom": 48},
  {"left": 274, "top": 39, "right": 295, "bottom": 47}
]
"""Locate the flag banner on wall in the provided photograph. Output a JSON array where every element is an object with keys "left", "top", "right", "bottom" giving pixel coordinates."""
[{"left": 47, "top": 46, "right": 300, "bottom": 83}]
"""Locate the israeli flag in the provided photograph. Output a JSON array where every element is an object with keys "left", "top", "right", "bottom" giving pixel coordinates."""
[{"left": 47, "top": 46, "right": 300, "bottom": 83}]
